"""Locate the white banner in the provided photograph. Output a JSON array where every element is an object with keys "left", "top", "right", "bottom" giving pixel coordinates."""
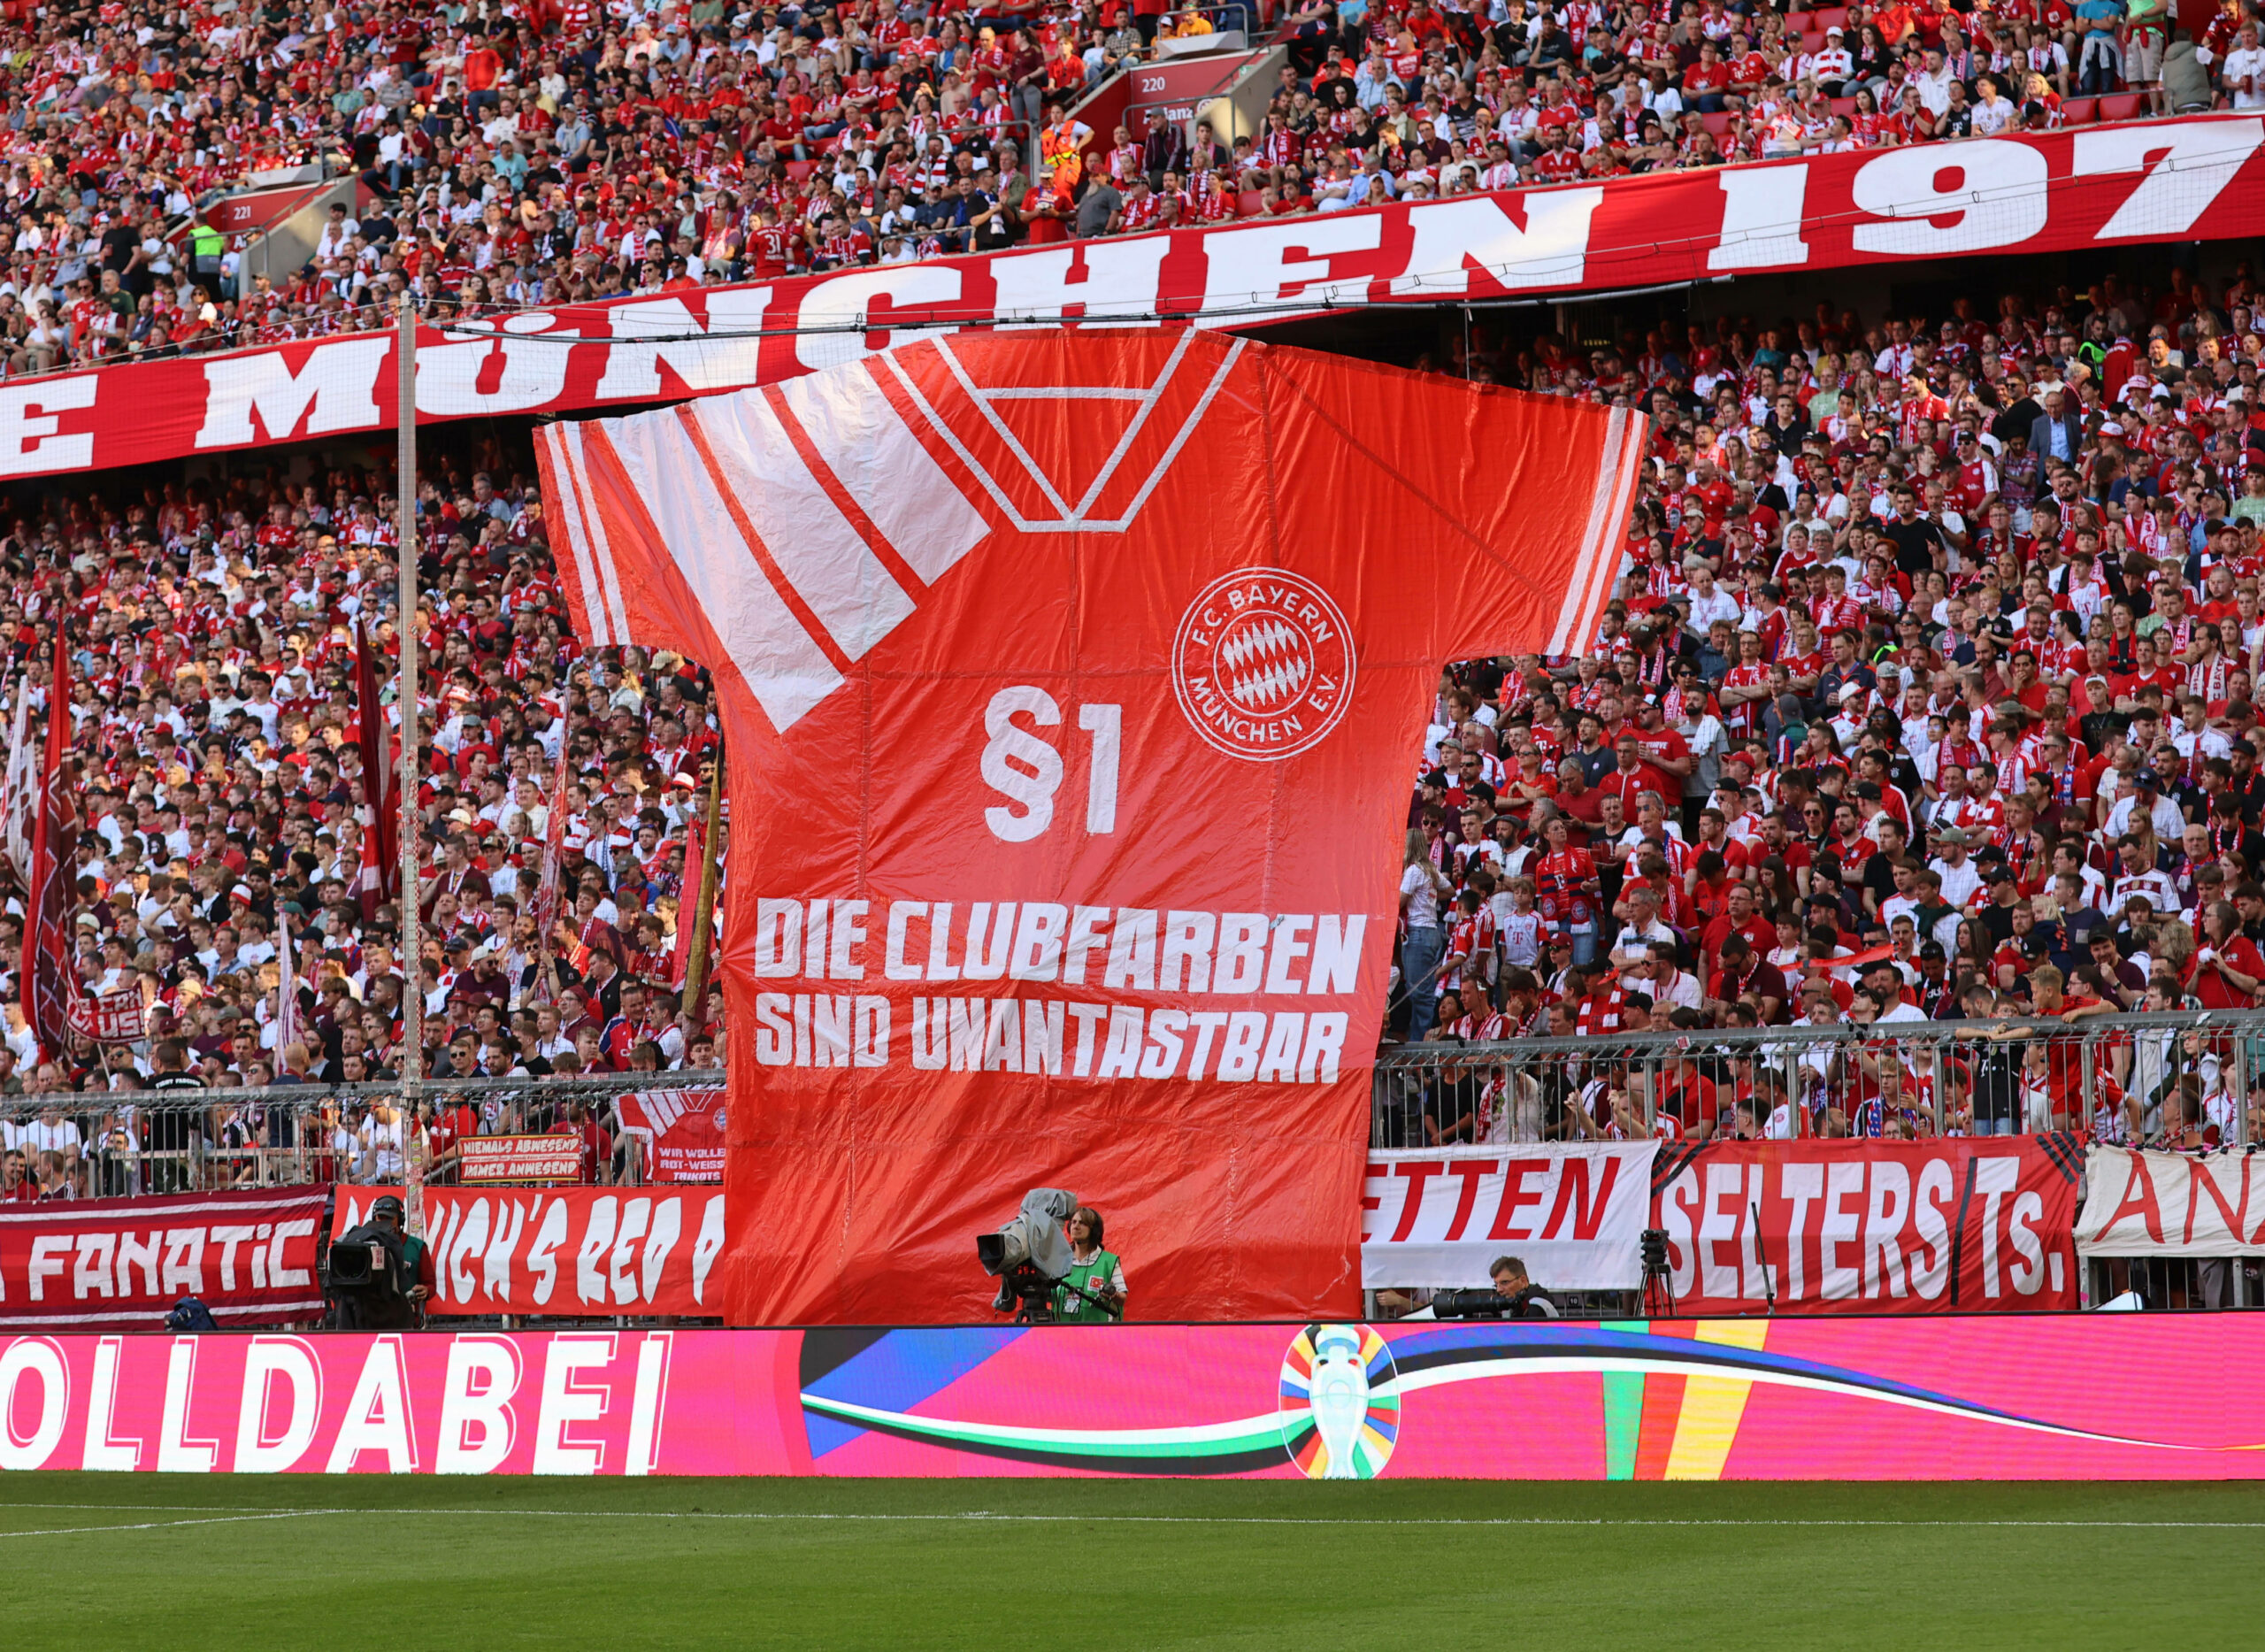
[
  {"left": 2077, "top": 1147, "right": 2265, "bottom": 1257},
  {"left": 1362, "top": 1144, "right": 1656, "bottom": 1290}
]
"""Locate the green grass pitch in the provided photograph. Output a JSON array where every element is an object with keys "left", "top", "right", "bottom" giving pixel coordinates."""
[{"left": 0, "top": 1473, "right": 2250, "bottom": 1648}]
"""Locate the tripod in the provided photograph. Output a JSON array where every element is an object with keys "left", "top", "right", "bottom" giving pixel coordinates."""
[
  {"left": 996, "top": 1264, "right": 1124, "bottom": 1324},
  {"left": 1639, "top": 1227, "right": 1677, "bottom": 1318}
]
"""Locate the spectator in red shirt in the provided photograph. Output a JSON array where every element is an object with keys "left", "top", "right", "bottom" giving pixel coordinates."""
[{"left": 2190, "top": 901, "right": 2265, "bottom": 1009}]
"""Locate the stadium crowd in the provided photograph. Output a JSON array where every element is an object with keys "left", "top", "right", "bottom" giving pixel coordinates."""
[
  {"left": 0, "top": 411, "right": 719, "bottom": 1200},
  {"left": 1395, "top": 263, "right": 2265, "bottom": 1152},
  {"left": 1, "top": 257, "right": 2258, "bottom": 1194},
  {"left": 0, "top": 0, "right": 2248, "bottom": 372},
  {"left": 0, "top": 0, "right": 2253, "bottom": 1185}
]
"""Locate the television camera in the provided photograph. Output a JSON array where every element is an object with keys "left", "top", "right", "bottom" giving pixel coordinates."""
[{"left": 975, "top": 1187, "right": 1122, "bottom": 1324}]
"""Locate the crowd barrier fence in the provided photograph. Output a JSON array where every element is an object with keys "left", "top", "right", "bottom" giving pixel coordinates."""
[
  {"left": 1371, "top": 1011, "right": 2265, "bottom": 1149},
  {"left": 1373, "top": 1012, "right": 2265, "bottom": 1311},
  {"left": 9, "top": 1023, "right": 2265, "bottom": 1320},
  {"left": 0, "top": 1071, "right": 729, "bottom": 1201}
]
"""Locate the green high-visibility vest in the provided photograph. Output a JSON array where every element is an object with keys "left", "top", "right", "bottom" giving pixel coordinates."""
[
  {"left": 1053, "top": 1249, "right": 1124, "bottom": 1323},
  {"left": 189, "top": 223, "right": 224, "bottom": 259}
]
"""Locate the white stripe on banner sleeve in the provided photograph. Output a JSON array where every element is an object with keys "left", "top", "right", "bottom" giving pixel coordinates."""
[
  {"left": 1547, "top": 406, "right": 1634, "bottom": 657},
  {"left": 541, "top": 424, "right": 612, "bottom": 646},
  {"left": 562, "top": 420, "right": 632, "bottom": 643},
  {"left": 689, "top": 393, "right": 916, "bottom": 661},
  {"left": 602, "top": 415, "right": 845, "bottom": 733},
  {"left": 776, "top": 363, "right": 989, "bottom": 584},
  {"left": 1570, "top": 414, "right": 1647, "bottom": 653}
]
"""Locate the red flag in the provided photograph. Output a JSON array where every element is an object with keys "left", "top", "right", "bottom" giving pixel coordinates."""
[
  {"left": 66, "top": 986, "right": 144, "bottom": 1046},
  {"left": 354, "top": 619, "right": 398, "bottom": 921},
  {"left": 20, "top": 632, "right": 74, "bottom": 1061}
]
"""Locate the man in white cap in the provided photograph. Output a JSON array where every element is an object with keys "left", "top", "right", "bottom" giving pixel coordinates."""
[
  {"left": 1829, "top": 683, "right": 1870, "bottom": 748},
  {"left": 1811, "top": 25, "right": 1854, "bottom": 93},
  {"left": 1929, "top": 826, "right": 1985, "bottom": 910}
]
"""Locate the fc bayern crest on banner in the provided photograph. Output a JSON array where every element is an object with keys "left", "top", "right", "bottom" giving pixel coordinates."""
[
  {"left": 1172, "top": 569, "right": 1356, "bottom": 761},
  {"left": 1279, "top": 1324, "right": 1399, "bottom": 1479}
]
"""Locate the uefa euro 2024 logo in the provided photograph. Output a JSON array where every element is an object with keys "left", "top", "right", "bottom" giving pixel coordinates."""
[{"left": 1278, "top": 1325, "right": 1399, "bottom": 1479}]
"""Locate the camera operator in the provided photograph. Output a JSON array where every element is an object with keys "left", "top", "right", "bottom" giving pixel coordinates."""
[
  {"left": 377, "top": 1198, "right": 435, "bottom": 1314},
  {"left": 326, "top": 1195, "right": 435, "bottom": 1329},
  {"left": 1052, "top": 1206, "right": 1127, "bottom": 1323},
  {"left": 1488, "top": 1255, "right": 1560, "bottom": 1318}
]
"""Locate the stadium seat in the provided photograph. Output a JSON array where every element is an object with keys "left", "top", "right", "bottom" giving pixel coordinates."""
[
  {"left": 785, "top": 159, "right": 818, "bottom": 181},
  {"left": 2099, "top": 92, "right": 2146, "bottom": 120},
  {"left": 1237, "top": 189, "right": 1265, "bottom": 216},
  {"left": 1830, "top": 96, "right": 1856, "bottom": 116},
  {"left": 1815, "top": 5, "right": 1850, "bottom": 31},
  {"left": 1701, "top": 111, "right": 1734, "bottom": 136},
  {"left": 2059, "top": 96, "right": 2099, "bottom": 123}
]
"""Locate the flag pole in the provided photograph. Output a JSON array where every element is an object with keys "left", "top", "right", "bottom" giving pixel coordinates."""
[
  {"left": 681, "top": 742, "right": 726, "bottom": 1022},
  {"left": 396, "top": 293, "right": 422, "bottom": 1092}
]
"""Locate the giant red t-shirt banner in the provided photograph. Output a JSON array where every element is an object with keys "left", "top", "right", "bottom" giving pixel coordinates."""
[
  {"left": 0, "top": 1186, "right": 328, "bottom": 1329},
  {"left": 534, "top": 330, "right": 1644, "bottom": 1323},
  {"left": 1651, "top": 1137, "right": 2083, "bottom": 1316},
  {"left": 0, "top": 119, "right": 2258, "bottom": 484}
]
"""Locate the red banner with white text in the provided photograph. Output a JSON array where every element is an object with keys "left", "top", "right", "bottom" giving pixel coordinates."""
[
  {"left": 1, "top": 118, "right": 2259, "bottom": 483},
  {"left": 1651, "top": 1138, "right": 2083, "bottom": 1315},
  {"left": 334, "top": 1185, "right": 728, "bottom": 1318},
  {"left": 1362, "top": 1145, "right": 1656, "bottom": 1289},
  {"left": 615, "top": 1087, "right": 727, "bottom": 1184},
  {"left": 456, "top": 1135, "right": 587, "bottom": 1184},
  {"left": 540, "top": 329, "right": 1646, "bottom": 1324},
  {"left": 0, "top": 1187, "right": 327, "bottom": 1328}
]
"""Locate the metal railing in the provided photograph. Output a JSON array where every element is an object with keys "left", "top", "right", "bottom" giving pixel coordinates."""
[
  {"left": 1371, "top": 1011, "right": 2265, "bottom": 1317},
  {"left": 1371, "top": 1012, "right": 2265, "bottom": 1149},
  {"left": 12, "top": 1028, "right": 2265, "bottom": 1319},
  {"left": 0, "top": 1071, "right": 726, "bottom": 1201}
]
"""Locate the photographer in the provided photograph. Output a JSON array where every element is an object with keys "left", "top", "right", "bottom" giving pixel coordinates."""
[
  {"left": 1052, "top": 1206, "right": 1126, "bottom": 1323},
  {"left": 1487, "top": 1256, "right": 1561, "bottom": 1319}
]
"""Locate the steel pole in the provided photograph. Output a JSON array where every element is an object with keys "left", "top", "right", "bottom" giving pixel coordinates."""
[{"left": 396, "top": 294, "right": 422, "bottom": 1088}]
